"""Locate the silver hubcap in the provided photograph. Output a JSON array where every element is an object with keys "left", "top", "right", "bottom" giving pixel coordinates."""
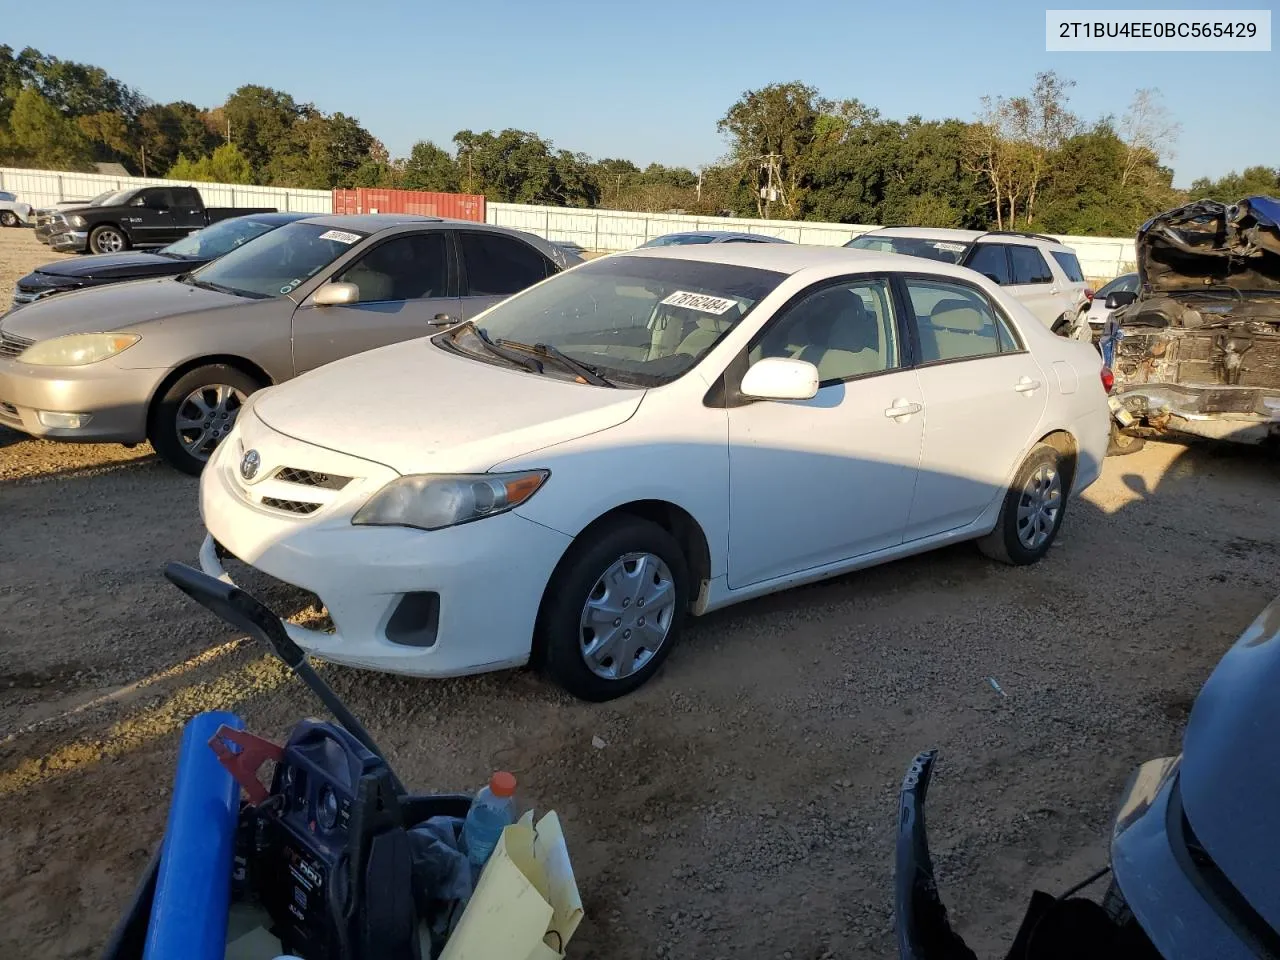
[
  {"left": 579, "top": 552, "right": 676, "bottom": 680},
  {"left": 175, "top": 384, "right": 247, "bottom": 460},
  {"left": 96, "top": 230, "right": 123, "bottom": 252},
  {"left": 1016, "top": 462, "right": 1062, "bottom": 550}
]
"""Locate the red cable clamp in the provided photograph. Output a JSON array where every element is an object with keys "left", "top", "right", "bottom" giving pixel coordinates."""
[{"left": 208, "top": 724, "right": 284, "bottom": 805}]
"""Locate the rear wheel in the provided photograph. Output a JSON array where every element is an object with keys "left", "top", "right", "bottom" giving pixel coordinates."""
[
  {"left": 0, "top": 210, "right": 18, "bottom": 227},
  {"left": 977, "top": 443, "right": 1067, "bottom": 566},
  {"left": 89, "top": 224, "right": 128, "bottom": 254},
  {"left": 148, "top": 364, "right": 261, "bottom": 475},
  {"left": 539, "top": 517, "right": 689, "bottom": 701}
]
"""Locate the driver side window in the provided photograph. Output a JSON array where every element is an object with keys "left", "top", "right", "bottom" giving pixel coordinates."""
[
  {"left": 752, "top": 278, "right": 900, "bottom": 384},
  {"left": 335, "top": 232, "right": 447, "bottom": 303}
]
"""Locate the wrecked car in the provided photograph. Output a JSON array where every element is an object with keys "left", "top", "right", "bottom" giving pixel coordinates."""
[{"left": 1105, "top": 195, "right": 1280, "bottom": 447}]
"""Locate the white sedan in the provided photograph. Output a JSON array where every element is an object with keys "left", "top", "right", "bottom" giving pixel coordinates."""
[{"left": 197, "top": 245, "right": 1111, "bottom": 701}]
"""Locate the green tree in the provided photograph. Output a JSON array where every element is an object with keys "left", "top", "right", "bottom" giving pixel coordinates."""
[
  {"left": 220, "top": 85, "right": 305, "bottom": 179},
  {"left": 1189, "top": 166, "right": 1280, "bottom": 201},
  {"left": 1, "top": 86, "right": 94, "bottom": 169},
  {"left": 399, "top": 140, "right": 460, "bottom": 191},
  {"left": 166, "top": 143, "right": 253, "bottom": 183}
]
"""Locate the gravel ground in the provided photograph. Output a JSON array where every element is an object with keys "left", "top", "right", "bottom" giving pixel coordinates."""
[{"left": 3, "top": 226, "right": 1280, "bottom": 958}]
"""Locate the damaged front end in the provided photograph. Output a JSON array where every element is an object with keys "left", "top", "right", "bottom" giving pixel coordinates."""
[{"left": 1107, "top": 195, "right": 1280, "bottom": 445}]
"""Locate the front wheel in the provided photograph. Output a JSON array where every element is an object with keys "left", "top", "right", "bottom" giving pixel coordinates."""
[
  {"left": 0, "top": 210, "right": 18, "bottom": 227},
  {"left": 89, "top": 224, "right": 128, "bottom": 254},
  {"left": 148, "top": 365, "right": 260, "bottom": 475},
  {"left": 977, "top": 443, "right": 1067, "bottom": 566},
  {"left": 539, "top": 517, "right": 690, "bottom": 701}
]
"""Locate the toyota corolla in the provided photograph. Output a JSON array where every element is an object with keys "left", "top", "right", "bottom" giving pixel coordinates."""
[{"left": 197, "top": 244, "right": 1110, "bottom": 701}]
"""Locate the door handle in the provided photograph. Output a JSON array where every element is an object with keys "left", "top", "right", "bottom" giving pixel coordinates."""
[
  {"left": 884, "top": 398, "right": 923, "bottom": 419},
  {"left": 1014, "top": 377, "right": 1042, "bottom": 393},
  {"left": 427, "top": 313, "right": 457, "bottom": 325}
]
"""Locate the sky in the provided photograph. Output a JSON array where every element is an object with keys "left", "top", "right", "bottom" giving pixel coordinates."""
[{"left": 6, "top": 0, "right": 1277, "bottom": 187}]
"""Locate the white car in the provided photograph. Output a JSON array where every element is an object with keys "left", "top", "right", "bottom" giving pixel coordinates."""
[
  {"left": 197, "top": 245, "right": 1110, "bottom": 701},
  {"left": 1081, "top": 272, "right": 1139, "bottom": 334},
  {"left": 0, "top": 190, "right": 33, "bottom": 227},
  {"left": 846, "top": 228, "right": 1091, "bottom": 335}
]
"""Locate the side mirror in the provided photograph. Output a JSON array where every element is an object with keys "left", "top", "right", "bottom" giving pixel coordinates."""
[
  {"left": 312, "top": 281, "right": 360, "bottom": 306},
  {"left": 740, "top": 357, "right": 820, "bottom": 402},
  {"left": 1105, "top": 291, "right": 1138, "bottom": 310}
]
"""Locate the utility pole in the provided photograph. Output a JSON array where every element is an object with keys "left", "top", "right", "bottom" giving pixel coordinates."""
[
  {"left": 758, "top": 153, "right": 782, "bottom": 219},
  {"left": 696, "top": 167, "right": 703, "bottom": 204},
  {"left": 140, "top": 144, "right": 147, "bottom": 177}
]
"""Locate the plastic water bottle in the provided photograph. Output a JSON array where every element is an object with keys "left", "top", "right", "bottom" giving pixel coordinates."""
[{"left": 462, "top": 771, "right": 517, "bottom": 875}]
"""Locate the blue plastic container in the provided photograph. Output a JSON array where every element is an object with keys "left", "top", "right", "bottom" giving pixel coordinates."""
[{"left": 142, "top": 711, "right": 244, "bottom": 960}]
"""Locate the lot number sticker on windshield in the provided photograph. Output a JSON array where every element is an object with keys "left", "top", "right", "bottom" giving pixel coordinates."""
[
  {"left": 660, "top": 291, "right": 739, "bottom": 315},
  {"left": 318, "top": 229, "right": 362, "bottom": 244},
  {"left": 932, "top": 241, "right": 966, "bottom": 252}
]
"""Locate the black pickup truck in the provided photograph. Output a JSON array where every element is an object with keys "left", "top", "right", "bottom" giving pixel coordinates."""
[{"left": 47, "top": 185, "right": 277, "bottom": 255}]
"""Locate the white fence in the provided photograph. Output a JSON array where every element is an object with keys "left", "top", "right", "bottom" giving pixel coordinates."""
[
  {"left": 1, "top": 166, "right": 1136, "bottom": 281},
  {"left": 0, "top": 167, "right": 333, "bottom": 214},
  {"left": 488, "top": 203, "right": 1138, "bottom": 283}
]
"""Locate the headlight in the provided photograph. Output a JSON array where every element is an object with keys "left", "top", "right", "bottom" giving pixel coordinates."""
[
  {"left": 352, "top": 470, "right": 549, "bottom": 531},
  {"left": 19, "top": 333, "right": 141, "bottom": 366},
  {"left": 67, "top": 214, "right": 87, "bottom": 228}
]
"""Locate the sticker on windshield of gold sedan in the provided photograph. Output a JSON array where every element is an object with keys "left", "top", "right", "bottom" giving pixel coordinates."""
[{"left": 660, "top": 291, "right": 739, "bottom": 315}]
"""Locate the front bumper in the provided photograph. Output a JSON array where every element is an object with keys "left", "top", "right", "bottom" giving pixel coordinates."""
[
  {"left": 0, "top": 357, "right": 155, "bottom": 442},
  {"left": 197, "top": 426, "right": 573, "bottom": 678},
  {"left": 49, "top": 230, "right": 89, "bottom": 253},
  {"left": 1112, "top": 383, "right": 1280, "bottom": 444}
]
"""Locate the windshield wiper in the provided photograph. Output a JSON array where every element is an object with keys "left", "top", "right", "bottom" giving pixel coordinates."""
[
  {"left": 528, "top": 342, "right": 614, "bottom": 387},
  {"left": 184, "top": 277, "right": 242, "bottom": 296},
  {"left": 455, "top": 321, "right": 542, "bottom": 373}
]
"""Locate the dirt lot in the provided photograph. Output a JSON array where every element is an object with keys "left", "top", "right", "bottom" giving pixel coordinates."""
[{"left": 3, "top": 226, "right": 1280, "bottom": 959}]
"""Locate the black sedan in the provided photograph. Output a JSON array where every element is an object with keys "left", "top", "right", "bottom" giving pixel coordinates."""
[{"left": 11, "top": 212, "right": 312, "bottom": 309}]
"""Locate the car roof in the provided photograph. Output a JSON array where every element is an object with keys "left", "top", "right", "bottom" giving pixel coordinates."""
[
  {"left": 858, "top": 225, "right": 1072, "bottom": 250},
  {"left": 653, "top": 230, "right": 789, "bottom": 243},
  {"left": 620, "top": 241, "right": 984, "bottom": 280},
  {"left": 235, "top": 211, "right": 314, "bottom": 225},
  {"left": 299, "top": 213, "right": 443, "bottom": 231}
]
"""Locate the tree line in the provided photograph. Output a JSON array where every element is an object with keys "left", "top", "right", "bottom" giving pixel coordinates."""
[{"left": 2, "top": 44, "right": 1276, "bottom": 236}]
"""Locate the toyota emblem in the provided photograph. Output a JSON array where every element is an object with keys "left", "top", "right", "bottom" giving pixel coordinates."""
[{"left": 240, "top": 449, "right": 261, "bottom": 481}]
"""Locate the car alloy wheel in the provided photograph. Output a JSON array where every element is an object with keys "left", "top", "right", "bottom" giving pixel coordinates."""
[
  {"left": 0, "top": 211, "right": 17, "bottom": 227},
  {"left": 91, "top": 227, "right": 125, "bottom": 253},
  {"left": 1015, "top": 461, "right": 1062, "bottom": 551},
  {"left": 175, "top": 383, "right": 248, "bottom": 462},
  {"left": 579, "top": 551, "right": 677, "bottom": 680}
]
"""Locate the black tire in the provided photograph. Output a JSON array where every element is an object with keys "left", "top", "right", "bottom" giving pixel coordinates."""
[
  {"left": 148, "top": 364, "right": 261, "bottom": 476},
  {"left": 539, "top": 516, "right": 690, "bottom": 702},
  {"left": 89, "top": 224, "right": 129, "bottom": 254},
  {"left": 977, "top": 443, "right": 1068, "bottom": 566},
  {"left": 1106, "top": 423, "right": 1145, "bottom": 457},
  {"left": 0, "top": 210, "right": 17, "bottom": 227}
]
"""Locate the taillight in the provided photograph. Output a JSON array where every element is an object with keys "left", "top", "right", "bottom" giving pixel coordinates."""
[
  {"left": 1084, "top": 287, "right": 1095, "bottom": 301},
  {"left": 1101, "top": 365, "right": 1115, "bottom": 392}
]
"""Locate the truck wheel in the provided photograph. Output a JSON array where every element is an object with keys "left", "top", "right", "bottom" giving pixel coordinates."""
[
  {"left": 0, "top": 211, "right": 17, "bottom": 227},
  {"left": 89, "top": 224, "right": 128, "bottom": 254},
  {"left": 148, "top": 364, "right": 261, "bottom": 476}
]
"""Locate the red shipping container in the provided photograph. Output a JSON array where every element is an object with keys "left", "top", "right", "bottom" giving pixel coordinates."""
[{"left": 331, "top": 188, "right": 485, "bottom": 222}]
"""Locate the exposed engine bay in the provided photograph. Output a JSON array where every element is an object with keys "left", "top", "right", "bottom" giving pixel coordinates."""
[{"left": 1109, "top": 196, "right": 1280, "bottom": 444}]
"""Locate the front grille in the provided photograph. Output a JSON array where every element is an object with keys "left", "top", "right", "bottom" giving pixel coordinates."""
[
  {"left": 261, "top": 497, "right": 321, "bottom": 515},
  {"left": 0, "top": 330, "right": 34, "bottom": 359},
  {"left": 274, "top": 467, "right": 351, "bottom": 490}
]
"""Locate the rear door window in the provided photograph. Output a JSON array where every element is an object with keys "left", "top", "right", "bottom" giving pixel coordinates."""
[
  {"left": 1050, "top": 250, "right": 1085, "bottom": 283},
  {"left": 459, "top": 232, "right": 552, "bottom": 296},
  {"left": 1008, "top": 245, "right": 1054, "bottom": 284},
  {"left": 965, "top": 244, "right": 1011, "bottom": 285}
]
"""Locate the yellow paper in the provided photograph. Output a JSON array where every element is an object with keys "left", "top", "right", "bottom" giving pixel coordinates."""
[{"left": 440, "top": 810, "right": 583, "bottom": 960}]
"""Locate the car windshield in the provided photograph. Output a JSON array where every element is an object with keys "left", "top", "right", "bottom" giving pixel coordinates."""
[
  {"left": 444, "top": 254, "right": 785, "bottom": 386},
  {"left": 845, "top": 234, "right": 971, "bottom": 264},
  {"left": 83, "top": 191, "right": 114, "bottom": 206},
  {"left": 183, "top": 222, "right": 368, "bottom": 299},
  {"left": 162, "top": 217, "right": 285, "bottom": 260},
  {"left": 641, "top": 235, "right": 717, "bottom": 247}
]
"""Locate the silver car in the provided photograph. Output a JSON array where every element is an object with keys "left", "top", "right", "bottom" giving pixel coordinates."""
[{"left": 0, "top": 214, "right": 581, "bottom": 473}]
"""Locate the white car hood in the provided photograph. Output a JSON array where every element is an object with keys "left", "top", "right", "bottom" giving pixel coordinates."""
[{"left": 251, "top": 338, "right": 645, "bottom": 475}]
